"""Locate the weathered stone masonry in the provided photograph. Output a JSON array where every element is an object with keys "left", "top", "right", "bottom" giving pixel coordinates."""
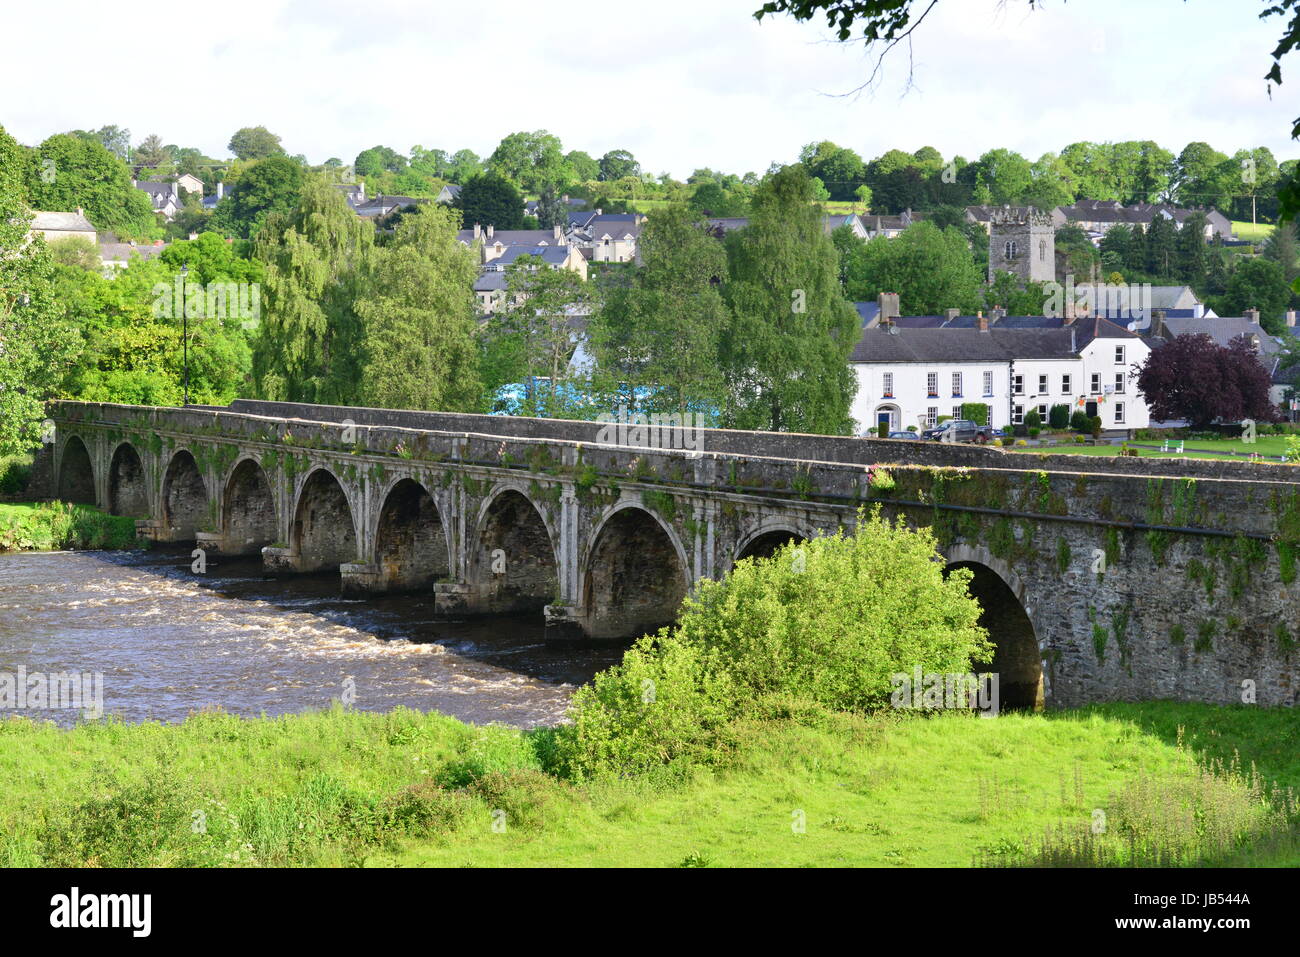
[{"left": 33, "top": 399, "right": 1300, "bottom": 709}]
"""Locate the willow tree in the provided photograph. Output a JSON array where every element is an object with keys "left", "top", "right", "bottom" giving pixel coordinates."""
[
  {"left": 720, "top": 165, "right": 859, "bottom": 434},
  {"left": 354, "top": 204, "right": 482, "bottom": 411},
  {"left": 251, "top": 177, "right": 373, "bottom": 404}
]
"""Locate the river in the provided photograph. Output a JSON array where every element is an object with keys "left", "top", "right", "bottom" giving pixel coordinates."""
[{"left": 0, "top": 548, "right": 629, "bottom": 728}]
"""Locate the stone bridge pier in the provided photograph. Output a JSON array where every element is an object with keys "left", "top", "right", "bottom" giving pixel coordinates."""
[{"left": 36, "top": 399, "right": 1300, "bottom": 709}]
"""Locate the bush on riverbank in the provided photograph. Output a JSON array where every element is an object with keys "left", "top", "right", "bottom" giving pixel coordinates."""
[
  {"left": 0, "top": 501, "right": 143, "bottom": 551},
  {"left": 553, "top": 509, "right": 993, "bottom": 781},
  {"left": 0, "top": 454, "right": 32, "bottom": 496}
]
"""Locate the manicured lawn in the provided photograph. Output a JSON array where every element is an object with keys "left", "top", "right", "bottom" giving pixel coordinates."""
[
  {"left": 1010, "top": 435, "right": 1295, "bottom": 462},
  {"left": 1, "top": 702, "right": 1293, "bottom": 867}
]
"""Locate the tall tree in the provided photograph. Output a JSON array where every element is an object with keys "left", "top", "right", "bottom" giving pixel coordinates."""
[
  {"left": 721, "top": 165, "right": 859, "bottom": 433},
  {"left": 489, "top": 131, "right": 568, "bottom": 193},
  {"left": 591, "top": 207, "right": 729, "bottom": 415},
  {"left": 25, "top": 133, "right": 157, "bottom": 238},
  {"left": 454, "top": 172, "right": 525, "bottom": 230},
  {"left": 228, "top": 126, "right": 284, "bottom": 161},
  {"left": 0, "top": 124, "right": 81, "bottom": 456},
  {"left": 1137, "top": 334, "right": 1278, "bottom": 428},
  {"left": 135, "top": 134, "right": 170, "bottom": 168},
  {"left": 210, "top": 156, "right": 307, "bottom": 239},
  {"left": 354, "top": 204, "right": 481, "bottom": 410},
  {"left": 843, "top": 220, "right": 982, "bottom": 314},
  {"left": 598, "top": 149, "right": 640, "bottom": 182},
  {"left": 251, "top": 177, "right": 374, "bottom": 403},
  {"left": 565, "top": 150, "right": 600, "bottom": 182}
]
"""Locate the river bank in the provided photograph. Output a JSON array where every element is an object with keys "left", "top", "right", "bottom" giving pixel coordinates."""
[
  {"left": 0, "top": 501, "right": 142, "bottom": 552},
  {"left": 1, "top": 701, "right": 1296, "bottom": 867}
]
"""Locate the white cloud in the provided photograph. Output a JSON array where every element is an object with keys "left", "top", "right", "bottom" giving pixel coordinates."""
[{"left": 2, "top": 0, "right": 1297, "bottom": 176}]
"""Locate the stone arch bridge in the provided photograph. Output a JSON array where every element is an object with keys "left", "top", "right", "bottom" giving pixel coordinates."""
[{"left": 33, "top": 399, "right": 1300, "bottom": 709}]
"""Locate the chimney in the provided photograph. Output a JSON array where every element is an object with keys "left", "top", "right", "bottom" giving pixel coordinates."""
[
  {"left": 990, "top": 306, "right": 1006, "bottom": 324},
  {"left": 1244, "top": 307, "right": 1260, "bottom": 325},
  {"left": 977, "top": 313, "right": 989, "bottom": 332},
  {"left": 944, "top": 308, "right": 960, "bottom": 323},
  {"left": 595, "top": 208, "right": 603, "bottom": 216},
  {"left": 554, "top": 224, "right": 562, "bottom": 241},
  {"left": 358, "top": 181, "right": 366, "bottom": 202},
  {"left": 188, "top": 232, "right": 198, "bottom": 241},
  {"left": 217, "top": 182, "right": 224, "bottom": 200},
  {"left": 75, "top": 206, "right": 83, "bottom": 217},
  {"left": 487, "top": 224, "right": 494, "bottom": 239},
  {"left": 1071, "top": 327, "right": 1077, "bottom": 353},
  {"left": 473, "top": 223, "right": 481, "bottom": 241},
  {"left": 1063, "top": 296, "right": 1077, "bottom": 321},
  {"left": 877, "top": 292, "right": 900, "bottom": 323},
  {"left": 171, "top": 181, "right": 179, "bottom": 200},
  {"left": 1152, "top": 309, "right": 1168, "bottom": 340},
  {"left": 1287, "top": 309, "right": 1297, "bottom": 328}
]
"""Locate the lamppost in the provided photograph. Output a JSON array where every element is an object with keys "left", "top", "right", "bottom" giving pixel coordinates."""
[{"left": 180, "top": 263, "right": 190, "bottom": 406}]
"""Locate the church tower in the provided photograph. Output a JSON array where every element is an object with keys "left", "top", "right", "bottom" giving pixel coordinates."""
[{"left": 988, "top": 207, "right": 1055, "bottom": 284}]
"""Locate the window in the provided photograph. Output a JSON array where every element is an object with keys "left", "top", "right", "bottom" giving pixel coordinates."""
[
  {"left": 927, "top": 372, "right": 938, "bottom": 397},
  {"left": 1061, "top": 373, "right": 1072, "bottom": 394},
  {"left": 1114, "top": 345, "right": 1126, "bottom": 364},
  {"left": 1039, "top": 239, "right": 1047, "bottom": 261},
  {"left": 952, "top": 405, "right": 963, "bottom": 421},
  {"left": 1037, "top": 404, "right": 1048, "bottom": 420},
  {"left": 1114, "top": 373, "right": 1125, "bottom": 394},
  {"left": 1012, "top": 405, "right": 1024, "bottom": 425},
  {"left": 1012, "top": 374, "right": 1024, "bottom": 395},
  {"left": 1090, "top": 373, "right": 1101, "bottom": 394},
  {"left": 881, "top": 372, "right": 893, "bottom": 397},
  {"left": 927, "top": 406, "right": 939, "bottom": 427},
  {"left": 1038, "top": 374, "right": 1048, "bottom": 394},
  {"left": 1114, "top": 402, "right": 1125, "bottom": 424},
  {"left": 983, "top": 371, "right": 994, "bottom": 396},
  {"left": 1004, "top": 240, "right": 1018, "bottom": 259},
  {"left": 951, "top": 372, "right": 962, "bottom": 396}
]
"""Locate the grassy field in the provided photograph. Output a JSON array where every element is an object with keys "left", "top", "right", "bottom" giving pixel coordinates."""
[
  {"left": 0, "top": 501, "right": 143, "bottom": 551},
  {"left": 1, "top": 702, "right": 1295, "bottom": 867},
  {"left": 1232, "top": 220, "right": 1273, "bottom": 243}
]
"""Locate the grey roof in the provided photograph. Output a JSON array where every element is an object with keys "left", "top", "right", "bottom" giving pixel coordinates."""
[
  {"left": 98, "top": 241, "right": 168, "bottom": 262},
  {"left": 492, "top": 244, "right": 573, "bottom": 266},
  {"left": 31, "top": 210, "right": 96, "bottom": 232},
  {"left": 1060, "top": 200, "right": 1230, "bottom": 231},
  {"left": 851, "top": 316, "right": 1136, "bottom": 363},
  {"left": 1145, "top": 316, "right": 1284, "bottom": 356},
  {"left": 853, "top": 302, "right": 881, "bottom": 327},
  {"left": 458, "top": 229, "right": 562, "bottom": 247},
  {"left": 706, "top": 217, "right": 749, "bottom": 234},
  {"left": 473, "top": 271, "right": 509, "bottom": 292}
]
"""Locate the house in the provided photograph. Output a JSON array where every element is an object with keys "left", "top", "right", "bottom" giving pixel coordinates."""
[
  {"left": 1057, "top": 200, "right": 1233, "bottom": 241},
  {"left": 1143, "top": 309, "right": 1295, "bottom": 412},
  {"left": 458, "top": 223, "right": 569, "bottom": 264},
  {"left": 849, "top": 295, "right": 1151, "bottom": 434},
  {"left": 202, "top": 181, "right": 231, "bottom": 211},
  {"left": 336, "top": 182, "right": 366, "bottom": 207},
  {"left": 524, "top": 195, "right": 589, "bottom": 217},
  {"left": 967, "top": 205, "right": 1068, "bottom": 232},
  {"left": 860, "top": 210, "right": 924, "bottom": 240},
  {"left": 29, "top": 209, "right": 97, "bottom": 244},
  {"left": 98, "top": 240, "right": 169, "bottom": 275},
  {"left": 133, "top": 180, "right": 184, "bottom": 220},
  {"left": 706, "top": 213, "right": 871, "bottom": 239},
  {"left": 565, "top": 214, "right": 643, "bottom": 263},
  {"left": 437, "top": 184, "right": 460, "bottom": 205},
  {"left": 355, "top": 195, "right": 426, "bottom": 219},
  {"left": 1070, "top": 283, "right": 1209, "bottom": 328},
  {"left": 174, "top": 173, "right": 204, "bottom": 196},
  {"left": 473, "top": 243, "right": 589, "bottom": 314}
]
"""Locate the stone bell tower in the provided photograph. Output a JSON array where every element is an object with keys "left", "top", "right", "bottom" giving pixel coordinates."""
[{"left": 988, "top": 206, "right": 1055, "bottom": 284}]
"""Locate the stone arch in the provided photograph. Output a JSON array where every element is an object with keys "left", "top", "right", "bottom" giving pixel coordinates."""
[
  {"left": 942, "top": 543, "right": 1044, "bottom": 710},
  {"left": 582, "top": 502, "right": 690, "bottom": 640},
  {"left": 290, "top": 467, "right": 358, "bottom": 572},
  {"left": 734, "top": 523, "right": 807, "bottom": 567},
  {"left": 107, "top": 442, "right": 148, "bottom": 517},
  {"left": 222, "top": 457, "right": 278, "bottom": 555},
  {"left": 373, "top": 477, "right": 450, "bottom": 592},
  {"left": 57, "top": 435, "right": 96, "bottom": 505},
  {"left": 161, "top": 449, "right": 209, "bottom": 541},
  {"left": 470, "top": 485, "right": 560, "bottom": 614}
]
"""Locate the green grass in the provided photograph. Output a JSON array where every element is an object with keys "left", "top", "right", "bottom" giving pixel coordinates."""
[
  {"left": 1010, "top": 435, "right": 1295, "bottom": 461},
  {"left": 1232, "top": 220, "right": 1273, "bottom": 243},
  {"left": 0, "top": 500, "right": 144, "bottom": 551},
  {"left": 1, "top": 701, "right": 1294, "bottom": 867}
]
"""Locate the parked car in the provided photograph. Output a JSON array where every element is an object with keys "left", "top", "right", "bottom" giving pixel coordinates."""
[
  {"left": 921, "top": 419, "right": 994, "bottom": 443},
  {"left": 888, "top": 430, "right": 920, "bottom": 440}
]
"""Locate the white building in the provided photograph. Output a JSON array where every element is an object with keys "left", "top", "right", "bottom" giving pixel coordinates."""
[{"left": 849, "top": 315, "right": 1151, "bottom": 434}]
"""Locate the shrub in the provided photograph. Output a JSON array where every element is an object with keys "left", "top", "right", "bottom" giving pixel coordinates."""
[
  {"left": 960, "top": 402, "right": 990, "bottom": 426},
  {"left": 556, "top": 510, "right": 991, "bottom": 780},
  {"left": 1028, "top": 427, "right": 1041, "bottom": 439},
  {"left": 1049, "top": 404, "right": 1071, "bottom": 430},
  {"left": 876, "top": 421, "right": 889, "bottom": 438},
  {"left": 1090, "top": 415, "right": 1103, "bottom": 439},
  {"left": 1024, "top": 409, "right": 1042, "bottom": 430},
  {"left": 0, "top": 458, "right": 31, "bottom": 495},
  {"left": 1070, "top": 410, "right": 1090, "bottom": 432}
]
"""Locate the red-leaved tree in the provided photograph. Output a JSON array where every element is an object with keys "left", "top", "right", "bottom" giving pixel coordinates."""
[{"left": 1136, "top": 333, "right": 1279, "bottom": 428}]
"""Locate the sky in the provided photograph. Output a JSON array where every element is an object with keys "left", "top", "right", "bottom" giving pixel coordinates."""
[{"left": 3, "top": 0, "right": 1298, "bottom": 177}]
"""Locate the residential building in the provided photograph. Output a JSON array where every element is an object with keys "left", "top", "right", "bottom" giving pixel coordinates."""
[
  {"left": 436, "top": 184, "right": 460, "bottom": 205},
  {"left": 1057, "top": 200, "right": 1232, "bottom": 241},
  {"left": 458, "top": 223, "right": 569, "bottom": 264},
  {"left": 133, "top": 179, "right": 183, "bottom": 220},
  {"left": 29, "top": 209, "right": 97, "bottom": 244}
]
